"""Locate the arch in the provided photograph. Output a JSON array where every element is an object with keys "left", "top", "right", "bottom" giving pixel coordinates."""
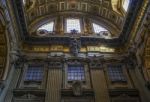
[
  {"left": 0, "top": 9, "right": 9, "bottom": 80},
  {"left": 28, "top": 13, "right": 120, "bottom": 36}
]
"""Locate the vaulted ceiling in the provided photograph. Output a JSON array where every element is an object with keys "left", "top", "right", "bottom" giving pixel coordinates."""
[
  {"left": 23, "top": 0, "right": 125, "bottom": 34},
  {"left": 12, "top": 0, "right": 148, "bottom": 46}
]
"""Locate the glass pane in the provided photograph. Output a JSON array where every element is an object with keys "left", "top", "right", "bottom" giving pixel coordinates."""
[
  {"left": 107, "top": 65, "right": 126, "bottom": 82},
  {"left": 37, "top": 22, "right": 54, "bottom": 32},
  {"left": 93, "top": 23, "right": 108, "bottom": 33},
  {"left": 67, "top": 65, "right": 85, "bottom": 81},
  {"left": 25, "top": 65, "right": 43, "bottom": 81},
  {"left": 67, "top": 19, "right": 81, "bottom": 33}
]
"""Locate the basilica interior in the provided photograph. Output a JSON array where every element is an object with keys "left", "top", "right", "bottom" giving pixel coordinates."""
[{"left": 0, "top": 0, "right": 150, "bottom": 102}]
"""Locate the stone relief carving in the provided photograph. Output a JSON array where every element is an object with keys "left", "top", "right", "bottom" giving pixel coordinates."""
[
  {"left": 70, "top": 38, "right": 80, "bottom": 56},
  {"left": 72, "top": 81, "right": 83, "bottom": 96}
]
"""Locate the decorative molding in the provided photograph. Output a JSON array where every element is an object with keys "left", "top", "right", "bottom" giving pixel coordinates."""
[
  {"left": 61, "top": 88, "right": 94, "bottom": 97},
  {"left": 109, "top": 89, "right": 139, "bottom": 97},
  {"left": 13, "top": 89, "right": 45, "bottom": 97},
  {"left": 109, "top": 89, "right": 140, "bottom": 102}
]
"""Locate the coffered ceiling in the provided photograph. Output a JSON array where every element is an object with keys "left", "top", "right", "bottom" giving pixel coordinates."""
[
  {"left": 12, "top": 0, "right": 148, "bottom": 46},
  {"left": 24, "top": 0, "right": 124, "bottom": 33}
]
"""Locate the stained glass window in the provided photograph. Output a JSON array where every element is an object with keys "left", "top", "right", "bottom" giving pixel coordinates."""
[
  {"left": 66, "top": 19, "right": 81, "bottom": 33},
  {"left": 107, "top": 65, "right": 126, "bottom": 82},
  {"left": 123, "top": 0, "right": 130, "bottom": 11},
  {"left": 67, "top": 64, "right": 85, "bottom": 81},
  {"left": 25, "top": 65, "right": 44, "bottom": 81},
  {"left": 93, "top": 23, "right": 108, "bottom": 33},
  {"left": 37, "top": 22, "right": 54, "bottom": 32}
]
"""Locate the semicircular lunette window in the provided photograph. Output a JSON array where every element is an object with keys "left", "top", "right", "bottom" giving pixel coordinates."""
[
  {"left": 123, "top": 0, "right": 130, "bottom": 12},
  {"left": 93, "top": 23, "right": 111, "bottom": 39},
  {"left": 36, "top": 22, "right": 54, "bottom": 36}
]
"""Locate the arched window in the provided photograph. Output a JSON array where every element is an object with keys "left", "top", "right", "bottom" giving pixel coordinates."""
[
  {"left": 37, "top": 22, "right": 54, "bottom": 32},
  {"left": 93, "top": 23, "right": 108, "bottom": 33},
  {"left": 123, "top": 0, "right": 130, "bottom": 11},
  {"left": 66, "top": 19, "right": 81, "bottom": 33}
]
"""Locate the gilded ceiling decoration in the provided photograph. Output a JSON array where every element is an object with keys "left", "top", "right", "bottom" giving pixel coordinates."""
[
  {"left": 11, "top": 0, "right": 148, "bottom": 47},
  {"left": 23, "top": 0, "right": 126, "bottom": 35}
]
